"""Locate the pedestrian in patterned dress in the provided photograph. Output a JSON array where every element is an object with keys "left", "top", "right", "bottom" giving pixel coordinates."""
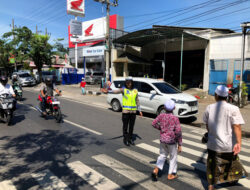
[{"left": 151, "top": 99, "right": 182, "bottom": 181}]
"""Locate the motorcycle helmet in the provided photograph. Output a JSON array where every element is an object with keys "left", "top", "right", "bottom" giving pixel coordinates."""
[
  {"left": 12, "top": 74, "right": 18, "bottom": 82},
  {"left": 0, "top": 76, "right": 8, "bottom": 86},
  {"left": 45, "top": 77, "right": 52, "bottom": 86}
]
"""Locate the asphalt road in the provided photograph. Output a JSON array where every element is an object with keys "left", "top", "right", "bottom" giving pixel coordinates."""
[{"left": 0, "top": 90, "right": 249, "bottom": 190}]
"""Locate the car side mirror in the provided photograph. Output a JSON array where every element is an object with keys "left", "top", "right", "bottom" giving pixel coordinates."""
[{"left": 150, "top": 90, "right": 157, "bottom": 95}]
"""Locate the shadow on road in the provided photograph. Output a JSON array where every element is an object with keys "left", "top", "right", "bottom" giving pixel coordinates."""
[{"left": 0, "top": 129, "right": 106, "bottom": 189}]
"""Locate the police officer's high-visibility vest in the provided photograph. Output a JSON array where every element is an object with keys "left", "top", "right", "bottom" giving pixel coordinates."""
[{"left": 122, "top": 88, "right": 138, "bottom": 111}]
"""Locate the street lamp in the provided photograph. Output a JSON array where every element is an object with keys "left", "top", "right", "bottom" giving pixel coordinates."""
[{"left": 239, "top": 22, "right": 250, "bottom": 107}]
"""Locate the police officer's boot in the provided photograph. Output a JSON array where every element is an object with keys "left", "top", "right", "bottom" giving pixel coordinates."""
[
  {"left": 128, "top": 137, "right": 135, "bottom": 145},
  {"left": 123, "top": 135, "right": 129, "bottom": 146}
]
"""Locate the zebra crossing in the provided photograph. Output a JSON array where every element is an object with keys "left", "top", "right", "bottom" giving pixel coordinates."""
[{"left": 0, "top": 129, "right": 249, "bottom": 190}]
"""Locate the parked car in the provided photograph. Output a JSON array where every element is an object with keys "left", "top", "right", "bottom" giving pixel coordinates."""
[
  {"left": 34, "top": 71, "right": 57, "bottom": 83},
  {"left": 12, "top": 72, "right": 36, "bottom": 87},
  {"left": 107, "top": 78, "right": 198, "bottom": 118},
  {"left": 85, "top": 71, "right": 104, "bottom": 84},
  {"left": 41, "top": 71, "right": 57, "bottom": 82}
]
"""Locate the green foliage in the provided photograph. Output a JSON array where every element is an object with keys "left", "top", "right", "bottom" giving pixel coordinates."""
[
  {"left": 53, "top": 38, "right": 68, "bottom": 57},
  {"left": 23, "top": 62, "right": 31, "bottom": 71},
  {"left": 0, "top": 26, "right": 65, "bottom": 76},
  {"left": 0, "top": 39, "right": 12, "bottom": 68}
]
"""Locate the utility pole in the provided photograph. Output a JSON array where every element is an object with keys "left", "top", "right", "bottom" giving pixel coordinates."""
[
  {"left": 239, "top": 22, "right": 250, "bottom": 107},
  {"left": 74, "top": 17, "right": 78, "bottom": 69},
  {"left": 36, "top": 25, "right": 38, "bottom": 34},
  {"left": 94, "top": 0, "right": 118, "bottom": 81},
  {"left": 106, "top": 0, "right": 110, "bottom": 81},
  {"left": 45, "top": 28, "right": 47, "bottom": 35},
  {"left": 12, "top": 19, "right": 17, "bottom": 71}
]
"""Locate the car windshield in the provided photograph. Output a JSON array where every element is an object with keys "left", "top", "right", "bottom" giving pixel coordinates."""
[
  {"left": 86, "top": 72, "right": 92, "bottom": 76},
  {"left": 93, "top": 73, "right": 103, "bottom": 76},
  {"left": 153, "top": 82, "right": 181, "bottom": 94},
  {"left": 19, "top": 73, "right": 31, "bottom": 78}
]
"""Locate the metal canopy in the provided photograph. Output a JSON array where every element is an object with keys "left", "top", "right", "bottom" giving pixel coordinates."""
[
  {"left": 113, "top": 53, "right": 152, "bottom": 65},
  {"left": 114, "top": 26, "right": 213, "bottom": 47}
]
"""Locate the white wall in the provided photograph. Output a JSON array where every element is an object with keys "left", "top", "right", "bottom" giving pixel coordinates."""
[{"left": 210, "top": 34, "right": 250, "bottom": 60}]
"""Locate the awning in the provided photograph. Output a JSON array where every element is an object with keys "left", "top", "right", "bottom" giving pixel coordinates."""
[
  {"left": 113, "top": 53, "right": 152, "bottom": 65},
  {"left": 52, "top": 64, "right": 65, "bottom": 68},
  {"left": 113, "top": 25, "right": 224, "bottom": 47}
]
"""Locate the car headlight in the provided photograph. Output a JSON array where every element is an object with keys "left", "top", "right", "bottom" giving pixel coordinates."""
[{"left": 171, "top": 98, "right": 186, "bottom": 104}]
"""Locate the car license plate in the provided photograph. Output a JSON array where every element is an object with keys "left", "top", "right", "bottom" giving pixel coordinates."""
[
  {"left": 52, "top": 101, "right": 60, "bottom": 105},
  {"left": 17, "top": 90, "right": 22, "bottom": 92}
]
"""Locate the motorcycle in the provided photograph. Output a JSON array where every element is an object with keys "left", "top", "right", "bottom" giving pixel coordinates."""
[
  {"left": 227, "top": 85, "right": 239, "bottom": 106},
  {"left": 0, "top": 93, "right": 15, "bottom": 125},
  {"left": 13, "top": 83, "right": 23, "bottom": 101},
  {"left": 37, "top": 93, "right": 62, "bottom": 123}
]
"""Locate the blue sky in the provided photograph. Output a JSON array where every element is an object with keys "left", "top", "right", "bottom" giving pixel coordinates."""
[{"left": 0, "top": 0, "right": 250, "bottom": 46}]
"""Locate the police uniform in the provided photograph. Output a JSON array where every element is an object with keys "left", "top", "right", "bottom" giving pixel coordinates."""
[{"left": 122, "top": 87, "right": 139, "bottom": 145}]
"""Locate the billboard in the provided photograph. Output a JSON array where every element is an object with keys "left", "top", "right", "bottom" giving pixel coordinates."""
[
  {"left": 70, "top": 17, "right": 106, "bottom": 43},
  {"left": 68, "top": 15, "right": 124, "bottom": 48},
  {"left": 67, "top": 0, "right": 85, "bottom": 17}
]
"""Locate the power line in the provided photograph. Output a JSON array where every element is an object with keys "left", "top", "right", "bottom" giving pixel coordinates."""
[
  {"left": 124, "top": 0, "right": 223, "bottom": 30},
  {"left": 184, "top": 6, "right": 250, "bottom": 26},
  {"left": 167, "top": 0, "right": 250, "bottom": 26}
]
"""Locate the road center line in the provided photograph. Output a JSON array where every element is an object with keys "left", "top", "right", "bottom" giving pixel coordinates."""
[
  {"left": 64, "top": 119, "right": 102, "bottom": 136},
  {"left": 19, "top": 102, "right": 103, "bottom": 136}
]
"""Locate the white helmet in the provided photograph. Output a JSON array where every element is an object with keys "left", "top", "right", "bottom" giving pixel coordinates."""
[{"left": 125, "top": 76, "right": 133, "bottom": 81}]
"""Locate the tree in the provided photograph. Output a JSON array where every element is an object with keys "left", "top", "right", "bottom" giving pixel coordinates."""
[
  {"left": 53, "top": 38, "right": 68, "bottom": 57},
  {"left": 30, "top": 34, "right": 53, "bottom": 81},
  {"left": 0, "top": 39, "right": 13, "bottom": 75},
  {"left": 2, "top": 26, "right": 32, "bottom": 66},
  {"left": 1, "top": 26, "right": 64, "bottom": 79}
]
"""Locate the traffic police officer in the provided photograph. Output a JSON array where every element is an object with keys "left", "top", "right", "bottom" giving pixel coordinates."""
[{"left": 108, "top": 77, "right": 143, "bottom": 146}]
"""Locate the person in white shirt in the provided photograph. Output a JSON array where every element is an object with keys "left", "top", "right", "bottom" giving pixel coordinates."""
[
  {"left": 203, "top": 85, "right": 246, "bottom": 190},
  {"left": 0, "top": 76, "right": 15, "bottom": 97}
]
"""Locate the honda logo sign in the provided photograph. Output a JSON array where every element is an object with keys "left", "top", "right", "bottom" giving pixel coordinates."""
[{"left": 67, "top": 0, "right": 85, "bottom": 17}]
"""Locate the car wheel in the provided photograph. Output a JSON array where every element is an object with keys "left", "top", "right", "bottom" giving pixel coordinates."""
[
  {"left": 157, "top": 106, "right": 166, "bottom": 115},
  {"left": 111, "top": 99, "right": 121, "bottom": 112}
]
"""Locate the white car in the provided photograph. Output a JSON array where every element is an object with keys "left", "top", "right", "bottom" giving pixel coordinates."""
[
  {"left": 107, "top": 78, "right": 198, "bottom": 118},
  {"left": 12, "top": 72, "right": 36, "bottom": 87}
]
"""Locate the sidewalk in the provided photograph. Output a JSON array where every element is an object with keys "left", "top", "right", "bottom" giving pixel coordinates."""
[{"left": 24, "top": 84, "right": 250, "bottom": 135}]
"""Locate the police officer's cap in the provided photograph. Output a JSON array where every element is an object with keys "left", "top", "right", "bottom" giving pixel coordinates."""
[{"left": 125, "top": 76, "right": 133, "bottom": 81}]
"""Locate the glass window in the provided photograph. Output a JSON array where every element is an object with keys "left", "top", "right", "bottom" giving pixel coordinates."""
[
  {"left": 19, "top": 73, "right": 31, "bottom": 77},
  {"left": 114, "top": 81, "right": 125, "bottom": 88},
  {"left": 133, "top": 81, "right": 140, "bottom": 90},
  {"left": 93, "top": 73, "right": 104, "bottom": 76},
  {"left": 153, "top": 82, "right": 181, "bottom": 94},
  {"left": 140, "top": 82, "right": 154, "bottom": 93},
  {"left": 86, "top": 72, "right": 92, "bottom": 76}
]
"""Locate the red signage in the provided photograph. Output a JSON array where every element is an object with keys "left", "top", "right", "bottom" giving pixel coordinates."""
[
  {"left": 85, "top": 24, "right": 94, "bottom": 36},
  {"left": 68, "top": 15, "right": 121, "bottom": 48},
  {"left": 71, "top": 0, "right": 83, "bottom": 11}
]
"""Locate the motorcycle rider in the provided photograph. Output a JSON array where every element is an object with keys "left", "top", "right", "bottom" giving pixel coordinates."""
[
  {"left": 40, "top": 77, "right": 61, "bottom": 116},
  {"left": 0, "top": 76, "right": 16, "bottom": 109},
  {"left": 12, "top": 74, "right": 22, "bottom": 90},
  {"left": 12, "top": 74, "right": 22, "bottom": 86}
]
